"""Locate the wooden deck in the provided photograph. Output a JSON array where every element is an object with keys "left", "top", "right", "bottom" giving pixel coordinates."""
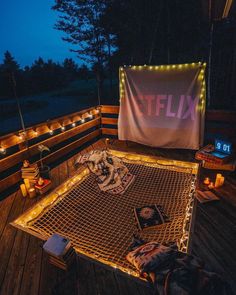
[{"left": 0, "top": 138, "right": 235, "bottom": 295}]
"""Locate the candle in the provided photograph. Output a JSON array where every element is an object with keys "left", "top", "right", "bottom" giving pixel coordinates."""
[
  {"left": 215, "top": 173, "right": 222, "bottom": 188},
  {"left": 219, "top": 176, "right": 225, "bottom": 186},
  {"left": 28, "top": 188, "right": 36, "bottom": 198},
  {"left": 208, "top": 182, "right": 214, "bottom": 189},
  {"left": 20, "top": 184, "right": 28, "bottom": 197},
  {"left": 24, "top": 179, "right": 31, "bottom": 190},
  {"left": 203, "top": 177, "right": 210, "bottom": 185}
]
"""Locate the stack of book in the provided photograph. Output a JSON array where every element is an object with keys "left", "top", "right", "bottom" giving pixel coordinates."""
[
  {"left": 43, "top": 234, "right": 76, "bottom": 271},
  {"left": 35, "top": 178, "right": 52, "bottom": 194},
  {"left": 195, "top": 144, "right": 232, "bottom": 164},
  {"left": 21, "top": 164, "right": 39, "bottom": 180}
]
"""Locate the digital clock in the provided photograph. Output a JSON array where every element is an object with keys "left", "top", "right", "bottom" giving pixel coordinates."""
[{"left": 215, "top": 139, "right": 232, "bottom": 155}]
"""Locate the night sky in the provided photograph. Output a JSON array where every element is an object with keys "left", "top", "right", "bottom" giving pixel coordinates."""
[{"left": 0, "top": 0, "right": 77, "bottom": 67}]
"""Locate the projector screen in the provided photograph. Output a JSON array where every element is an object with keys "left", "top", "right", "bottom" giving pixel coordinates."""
[{"left": 118, "top": 63, "right": 206, "bottom": 150}]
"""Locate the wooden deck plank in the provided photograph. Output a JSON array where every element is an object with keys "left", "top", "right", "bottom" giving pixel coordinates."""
[
  {"left": 19, "top": 236, "right": 43, "bottom": 295},
  {"left": 115, "top": 273, "right": 152, "bottom": 295},
  {"left": 93, "top": 264, "right": 120, "bottom": 295},
  {"left": 0, "top": 191, "right": 26, "bottom": 289},
  {"left": 0, "top": 197, "right": 38, "bottom": 295},
  {"left": 0, "top": 193, "right": 16, "bottom": 238},
  {"left": 76, "top": 257, "right": 99, "bottom": 295},
  {"left": 38, "top": 253, "right": 59, "bottom": 295}
]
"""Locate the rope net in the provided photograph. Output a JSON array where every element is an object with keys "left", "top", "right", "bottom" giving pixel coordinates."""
[{"left": 22, "top": 158, "right": 196, "bottom": 277}]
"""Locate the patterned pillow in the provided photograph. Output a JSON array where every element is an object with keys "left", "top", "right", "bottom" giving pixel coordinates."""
[
  {"left": 134, "top": 205, "right": 170, "bottom": 231},
  {"left": 126, "top": 241, "right": 172, "bottom": 274}
]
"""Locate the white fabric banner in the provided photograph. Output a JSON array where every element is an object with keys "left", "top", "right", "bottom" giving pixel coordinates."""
[{"left": 118, "top": 64, "right": 206, "bottom": 149}]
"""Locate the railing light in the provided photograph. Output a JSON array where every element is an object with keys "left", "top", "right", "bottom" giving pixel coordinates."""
[{"left": 0, "top": 147, "right": 6, "bottom": 154}]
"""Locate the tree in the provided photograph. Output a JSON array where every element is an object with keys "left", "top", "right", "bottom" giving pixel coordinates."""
[
  {"left": 0, "top": 51, "right": 20, "bottom": 97},
  {"left": 52, "top": 0, "right": 115, "bottom": 103},
  {"left": 63, "top": 58, "right": 78, "bottom": 81}
]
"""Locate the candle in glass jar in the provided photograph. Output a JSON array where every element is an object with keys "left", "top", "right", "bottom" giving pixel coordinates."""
[
  {"left": 203, "top": 177, "right": 210, "bottom": 185},
  {"left": 20, "top": 184, "right": 28, "bottom": 197},
  {"left": 208, "top": 182, "right": 214, "bottom": 189},
  {"left": 28, "top": 188, "right": 36, "bottom": 198}
]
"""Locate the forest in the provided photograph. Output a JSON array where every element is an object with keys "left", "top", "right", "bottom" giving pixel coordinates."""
[{"left": 1, "top": 0, "right": 236, "bottom": 109}]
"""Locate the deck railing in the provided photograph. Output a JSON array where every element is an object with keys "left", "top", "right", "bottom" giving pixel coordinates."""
[{"left": 0, "top": 105, "right": 235, "bottom": 195}]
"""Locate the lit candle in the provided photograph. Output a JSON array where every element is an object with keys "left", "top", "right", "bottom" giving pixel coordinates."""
[
  {"left": 20, "top": 184, "right": 28, "bottom": 197},
  {"left": 220, "top": 176, "right": 225, "bottom": 186},
  {"left": 203, "top": 177, "right": 210, "bottom": 185},
  {"left": 28, "top": 188, "right": 36, "bottom": 198},
  {"left": 208, "top": 182, "right": 214, "bottom": 189},
  {"left": 24, "top": 179, "right": 31, "bottom": 190},
  {"left": 215, "top": 173, "right": 222, "bottom": 188}
]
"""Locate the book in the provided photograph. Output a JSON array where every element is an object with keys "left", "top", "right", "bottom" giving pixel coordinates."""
[
  {"left": 43, "top": 234, "right": 76, "bottom": 270},
  {"left": 195, "top": 144, "right": 232, "bottom": 164},
  {"left": 35, "top": 179, "right": 52, "bottom": 194},
  {"left": 195, "top": 190, "right": 219, "bottom": 203},
  {"left": 202, "top": 160, "right": 236, "bottom": 171},
  {"left": 21, "top": 164, "right": 39, "bottom": 179},
  {"left": 134, "top": 205, "right": 169, "bottom": 231}
]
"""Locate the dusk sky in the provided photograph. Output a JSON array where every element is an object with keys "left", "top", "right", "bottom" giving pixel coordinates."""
[{"left": 0, "top": 0, "right": 78, "bottom": 67}]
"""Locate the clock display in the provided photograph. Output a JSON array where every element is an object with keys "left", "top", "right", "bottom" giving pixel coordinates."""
[{"left": 215, "top": 139, "right": 232, "bottom": 155}]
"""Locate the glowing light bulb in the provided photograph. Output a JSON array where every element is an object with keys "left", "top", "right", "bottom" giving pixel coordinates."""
[
  {"left": 81, "top": 118, "right": 85, "bottom": 123},
  {"left": 61, "top": 126, "right": 65, "bottom": 131},
  {"left": 72, "top": 122, "right": 76, "bottom": 127},
  {"left": 49, "top": 129, "right": 53, "bottom": 135},
  {"left": 34, "top": 131, "right": 38, "bottom": 136},
  {"left": 88, "top": 113, "right": 93, "bottom": 119},
  {"left": 0, "top": 147, "right": 6, "bottom": 154}
]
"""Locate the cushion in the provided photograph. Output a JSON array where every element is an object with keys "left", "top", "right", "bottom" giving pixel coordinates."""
[
  {"left": 126, "top": 241, "right": 172, "bottom": 274},
  {"left": 134, "top": 205, "right": 169, "bottom": 231}
]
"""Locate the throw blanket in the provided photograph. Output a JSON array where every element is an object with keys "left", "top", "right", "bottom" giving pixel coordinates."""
[
  {"left": 75, "top": 150, "right": 135, "bottom": 194},
  {"left": 127, "top": 236, "right": 232, "bottom": 295}
]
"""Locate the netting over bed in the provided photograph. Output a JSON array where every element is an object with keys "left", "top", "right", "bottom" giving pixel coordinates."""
[{"left": 12, "top": 150, "right": 198, "bottom": 277}]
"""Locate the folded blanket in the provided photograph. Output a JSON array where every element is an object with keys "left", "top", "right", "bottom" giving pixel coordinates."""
[{"left": 75, "top": 150, "right": 135, "bottom": 194}]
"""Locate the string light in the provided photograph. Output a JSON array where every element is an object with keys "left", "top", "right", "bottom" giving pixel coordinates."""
[
  {"left": 61, "top": 126, "right": 65, "bottom": 131},
  {"left": 34, "top": 130, "right": 38, "bottom": 136},
  {"left": 49, "top": 129, "right": 53, "bottom": 135},
  {"left": 72, "top": 122, "right": 76, "bottom": 127},
  {"left": 0, "top": 146, "right": 6, "bottom": 155},
  {"left": 88, "top": 112, "right": 93, "bottom": 119},
  {"left": 81, "top": 117, "right": 85, "bottom": 123},
  {"left": 19, "top": 132, "right": 25, "bottom": 140}
]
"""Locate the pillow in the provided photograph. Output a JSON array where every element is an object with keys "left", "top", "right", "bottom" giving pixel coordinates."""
[
  {"left": 126, "top": 241, "right": 172, "bottom": 274},
  {"left": 134, "top": 205, "right": 169, "bottom": 231}
]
